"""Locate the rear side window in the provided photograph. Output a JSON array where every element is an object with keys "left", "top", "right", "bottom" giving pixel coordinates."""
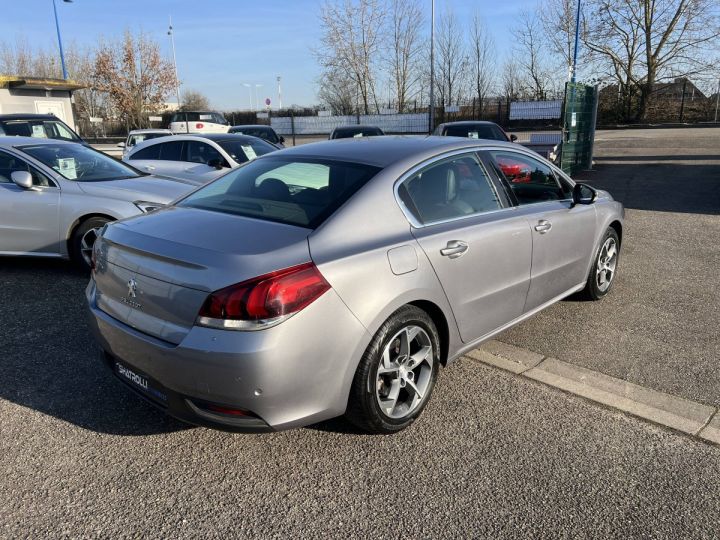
[
  {"left": 398, "top": 154, "right": 503, "bottom": 225},
  {"left": 178, "top": 157, "right": 380, "bottom": 228},
  {"left": 488, "top": 150, "right": 570, "bottom": 204},
  {"left": 158, "top": 141, "right": 185, "bottom": 161},
  {"left": 129, "top": 144, "right": 160, "bottom": 160}
]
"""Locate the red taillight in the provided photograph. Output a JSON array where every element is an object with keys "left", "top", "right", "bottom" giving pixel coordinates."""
[
  {"left": 196, "top": 123, "right": 204, "bottom": 129},
  {"left": 197, "top": 262, "right": 330, "bottom": 328}
]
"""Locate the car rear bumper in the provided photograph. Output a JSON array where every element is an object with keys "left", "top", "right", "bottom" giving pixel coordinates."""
[{"left": 86, "top": 279, "right": 371, "bottom": 431}]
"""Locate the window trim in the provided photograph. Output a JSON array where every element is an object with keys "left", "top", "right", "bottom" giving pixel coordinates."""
[
  {"left": 393, "top": 149, "right": 511, "bottom": 229},
  {"left": 0, "top": 148, "right": 59, "bottom": 189}
]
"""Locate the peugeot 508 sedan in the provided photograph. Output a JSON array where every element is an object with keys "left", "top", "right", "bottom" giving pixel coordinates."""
[{"left": 87, "top": 136, "right": 624, "bottom": 434}]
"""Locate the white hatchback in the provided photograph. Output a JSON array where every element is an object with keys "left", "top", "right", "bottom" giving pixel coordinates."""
[
  {"left": 118, "top": 129, "right": 173, "bottom": 158},
  {"left": 169, "top": 111, "right": 230, "bottom": 134},
  {"left": 123, "top": 134, "right": 278, "bottom": 185}
]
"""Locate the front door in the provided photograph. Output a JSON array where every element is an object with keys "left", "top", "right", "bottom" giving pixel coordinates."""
[
  {"left": 485, "top": 149, "right": 596, "bottom": 311},
  {"left": 0, "top": 150, "right": 61, "bottom": 254},
  {"left": 399, "top": 152, "right": 532, "bottom": 342}
]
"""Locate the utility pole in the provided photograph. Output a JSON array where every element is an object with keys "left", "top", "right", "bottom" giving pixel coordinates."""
[
  {"left": 255, "top": 84, "right": 263, "bottom": 111},
  {"left": 277, "top": 76, "right": 282, "bottom": 110},
  {"left": 428, "top": 0, "right": 435, "bottom": 133},
  {"left": 243, "top": 83, "right": 253, "bottom": 111},
  {"left": 52, "top": 0, "right": 71, "bottom": 80}
]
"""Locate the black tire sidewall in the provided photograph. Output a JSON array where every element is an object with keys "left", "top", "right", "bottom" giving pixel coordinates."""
[{"left": 71, "top": 217, "right": 110, "bottom": 270}]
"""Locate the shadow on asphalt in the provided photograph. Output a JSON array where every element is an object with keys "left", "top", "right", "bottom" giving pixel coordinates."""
[
  {"left": 576, "top": 160, "right": 720, "bottom": 215},
  {"left": 0, "top": 258, "right": 190, "bottom": 436}
]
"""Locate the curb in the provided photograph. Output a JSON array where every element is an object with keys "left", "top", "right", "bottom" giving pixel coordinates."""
[{"left": 465, "top": 341, "right": 720, "bottom": 446}]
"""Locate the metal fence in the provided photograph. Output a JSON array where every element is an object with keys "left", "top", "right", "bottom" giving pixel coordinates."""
[{"left": 560, "top": 83, "right": 599, "bottom": 175}]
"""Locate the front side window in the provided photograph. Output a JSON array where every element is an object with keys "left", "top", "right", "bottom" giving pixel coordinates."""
[
  {"left": 19, "top": 143, "right": 141, "bottom": 182},
  {"left": 488, "top": 150, "right": 570, "bottom": 204},
  {"left": 177, "top": 157, "right": 380, "bottom": 228},
  {"left": 0, "top": 149, "right": 54, "bottom": 186},
  {"left": 398, "top": 154, "right": 503, "bottom": 225},
  {"left": 186, "top": 141, "right": 226, "bottom": 166}
]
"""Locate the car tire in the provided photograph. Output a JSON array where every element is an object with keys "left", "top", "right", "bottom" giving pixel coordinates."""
[
  {"left": 580, "top": 227, "right": 620, "bottom": 301},
  {"left": 345, "top": 305, "right": 440, "bottom": 434},
  {"left": 71, "top": 217, "right": 111, "bottom": 271}
]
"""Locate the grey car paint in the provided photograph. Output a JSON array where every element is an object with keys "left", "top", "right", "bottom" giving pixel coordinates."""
[
  {"left": 0, "top": 137, "right": 195, "bottom": 258},
  {"left": 87, "top": 136, "right": 624, "bottom": 431}
]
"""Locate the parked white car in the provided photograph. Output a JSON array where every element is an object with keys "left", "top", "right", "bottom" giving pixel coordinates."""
[
  {"left": 123, "top": 134, "right": 278, "bottom": 184},
  {"left": 168, "top": 111, "right": 230, "bottom": 134},
  {"left": 117, "top": 129, "right": 173, "bottom": 158}
]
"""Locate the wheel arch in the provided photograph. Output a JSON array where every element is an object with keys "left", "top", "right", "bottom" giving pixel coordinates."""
[
  {"left": 407, "top": 300, "right": 451, "bottom": 366},
  {"left": 608, "top": 220, "right": 623, "bottom": 246},
  {"left": 66, "top": 213, "right": 116, "bottom": 256}
]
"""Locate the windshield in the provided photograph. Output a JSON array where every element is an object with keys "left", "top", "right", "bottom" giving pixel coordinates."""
[
  {"left": 332, "top": 127, "right": 383, "bottom": 139},
  {"left": 229, "top": 127, "right": 279, "bottom": 143},
  {"left": 19, "top": 143, "right": 143, "bottom": 181},
  {"left": 128, "top": 132, "right": 171, "bottom": 146},
  {"left": 178, "top": 157, "right": 380, "bottom": 228},
  {"left": 217, "top": 138, "right": 276, "bottom": 163},
  {"left": 444, "top": 124, "right": 507, "bottom": 141},
  {"left": 0, "top": 119, "right": 81, "bottom": 142}
]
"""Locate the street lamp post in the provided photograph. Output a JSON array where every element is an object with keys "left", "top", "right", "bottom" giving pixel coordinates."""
[
  {"left": 255, "top": 84, "right": 263, "bottom": 111},
  {"left": 243, "top": 83, "right": 253, "bottom": 110},
  {"left": 167, "top": 16, "right": 182, "bottom": 110},
  {"left": 277, "top": 76, "right": 282, "bottom": 110},
  {"left": 428, "top": 0, "right": 435, "bottom": 133},
  {"left": 52, "top": 0, "right": 72, "bottom": 80}
]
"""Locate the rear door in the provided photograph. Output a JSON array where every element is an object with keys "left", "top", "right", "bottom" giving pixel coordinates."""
[
  {"left": 400, "top": 151, "right": 532, "bottom": 342},
  {"left": 128, "top": 141, "right": 192, "bottom": 181},
  {"left": 485, "top": 149, "right": 597, "bottom": 311},
  {"left": 0, "top": 149, "right": 61, "bottom": 254}
]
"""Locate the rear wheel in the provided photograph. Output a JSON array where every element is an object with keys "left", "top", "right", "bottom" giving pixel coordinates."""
[
  {"left": 581, "top": 227, "right": 620, "bottom": 300},
  {"left": 71, "top": 217, "right": 111, "bottom": 271},
  {"left": 346, "top": 305, "right": 440, "bottom": 434}
]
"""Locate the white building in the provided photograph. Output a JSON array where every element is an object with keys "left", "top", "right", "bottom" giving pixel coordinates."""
[{"left": 0, "top": 76, "right": 85, "bottom": 130}]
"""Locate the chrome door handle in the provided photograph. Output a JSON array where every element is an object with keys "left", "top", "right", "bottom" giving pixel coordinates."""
[
  {"left": 440, "top": 240, "right": 469, "bottom": 259},
  {"left": 534, "top": 220, "right": 552, "bottom": 234}
]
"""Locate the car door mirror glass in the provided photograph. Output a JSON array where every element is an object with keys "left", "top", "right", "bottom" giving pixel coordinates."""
[
  {"left": 117, "top": 142, "right": 126, "bottom": 148},
  {"left": 11, "top": 170, "right": 34, "bottom": 189},
  {"left": 207, "top": 158, "right": 224, "bottom": 169},
  {"left": 510, "top": 134, "right": 517, "bottom": 142},
  {"left": 573, "top": 183, "right": 597, "bottom": 205}
]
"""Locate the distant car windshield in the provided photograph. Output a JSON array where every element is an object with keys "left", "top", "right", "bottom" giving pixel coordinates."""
[
  {"left": 19, "top": 143, "right": 142, "bottom": 181},
  {"left": 332, "top": 127, "right": 383, "bottom": 139},
  {"left": 171, "top": 112, "right": 227, "bottom": 125},
  {"left": 0, "top": 119, "right": 82, "bottom": 142},
  {"left": 128, "top": 132, "right": 171, "bottom": 146},
  {"left": 229, "top": 127, "right": 279, "bottom": 144},
  {"left": 178, "top": 157, "right": 380, "bottom": 228},
  {"left": 217, "top": 138, "right": 276, "bottom": 163},
  {"left": 443, "top": 124, "right": 507, "bottom": 141}
]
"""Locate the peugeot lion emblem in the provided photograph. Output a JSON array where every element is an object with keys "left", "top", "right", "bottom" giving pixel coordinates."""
[{"left": 127, "top": 278, "right": 138, "bottom": 298}]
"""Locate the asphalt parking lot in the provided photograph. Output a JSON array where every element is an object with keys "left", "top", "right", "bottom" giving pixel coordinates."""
[{"left": 2, "top": 127, "right": 720, "bottom": 537}]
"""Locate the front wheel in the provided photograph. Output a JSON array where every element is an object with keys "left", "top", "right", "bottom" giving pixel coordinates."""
[
  {"left": 581, "top": 227, "right": 620, "bottom": 300},
  {"left": 345, "top": 305, "right": 440, "bottom": 434},
  {"left": 71, "top": 217, "right": 111, "bottom": 271}
]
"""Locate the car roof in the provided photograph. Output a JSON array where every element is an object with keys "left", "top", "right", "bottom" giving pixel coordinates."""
[
  {"left": 438, "top": 120, "right": 502, "bottom": 127},
  {"left": 0, "top": 114, "right": 65, "bottom": 121},
  {"left": 0, "top": 135, "right": 76, "bottom": 147},
  {"left": 333, "top": 125, "right": 382, "bottom": 131},
  {"left": 179, "top": 133, "right": 263, "bottom": 143},
  {"left": 273, "top": 135, "right": 520, "bottom": 167},
  {"left": 128, "top": 129, "right": 172, "bottom": 134}
]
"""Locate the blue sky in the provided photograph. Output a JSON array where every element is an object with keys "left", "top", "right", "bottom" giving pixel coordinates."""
[{"left": 2, "top": 0, "right": 536, "bottom": 109}]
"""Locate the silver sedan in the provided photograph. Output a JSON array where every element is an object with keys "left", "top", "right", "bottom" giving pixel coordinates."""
[
  {"left": 0, "top": 137, "right": 195, "bottom": 270},
  {"left": 87, "top": 136, "right": 624, "bottom": 433}
]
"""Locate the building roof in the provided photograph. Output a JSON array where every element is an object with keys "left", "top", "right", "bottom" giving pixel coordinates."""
[{"left": 0, "top": 76, "right": 85, "bottom": 92}]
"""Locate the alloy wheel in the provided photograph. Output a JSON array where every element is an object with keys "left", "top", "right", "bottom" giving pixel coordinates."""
[{"left": 596, "top": 237, "right": 618, "bottom": 292}]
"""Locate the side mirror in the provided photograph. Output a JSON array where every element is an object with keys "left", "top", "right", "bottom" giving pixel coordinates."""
[
  {"left": 117, "top": 142, "right": 126, "bottom": 148},
  {"left": 279, "top": 136, "right": 285, "bottom": 143},
  {"left": 207, "top": 158, "right": 225, "bottom": 170},
  {"left": 572, "top": 183, "right": 597, "bottom": 205},
  {"left": 510, "top": 134, "right": 518, "bottom": 142},
  {"left": 11, "top": 170, "right": 34, "bottom": 189}
]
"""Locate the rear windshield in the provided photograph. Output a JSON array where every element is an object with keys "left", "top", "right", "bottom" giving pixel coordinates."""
[
  {"left": 444, "top": 124, "right": 507, "bottom": 141},
  {"left": 229, "top": 127, "right": 279, "bottom": 143},
  {"left": 0, "top": 119, "right": 81, "bottom": 142},
  {"left": 177, "top": 157, "right": 380, "bottom": 228},
  {"left": 332, "top": 127, "right": 383, "bottom": 139},
  {"left": 128, "top": 132, "right": 171, "bottom": 146},
  {"left": 217, "top": 138, "right": 276, "bottom": 163},
  {"left": 171, "top": 112, "right": 227, "bottom": 124}
]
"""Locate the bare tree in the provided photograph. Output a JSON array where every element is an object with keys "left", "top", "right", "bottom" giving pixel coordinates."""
[
  {"left": 317, "top": 66, "right": 357, "bottom": 114},
  {"left": 540, "top": 0, "right": 578, "bottom": 78},
  {"left": 385, "top": 0, "right": 423, "bottom": 112},
  {"left": 584, "top": 0, "right": 720, "bottom": 120},
  {"left": 435, "top": 9, "right": 468, "bottom": 107},
  {"left": 513, "top": 10, "right": 552, "bottom": 99},
  {"left": 468, "top": 13, "right": 496, "bottom": 115},
  {"left": 317, "top": 0, "right": 386, "bottom": 114},
  {"left": 180, "top": 90, "right": 210, "bottom": 111},
  {"left": 94, "top": 31, "right": 176, "bottom": 128},
  {"left": 501, "top": 57, "right": 526, "bottom": 103}
]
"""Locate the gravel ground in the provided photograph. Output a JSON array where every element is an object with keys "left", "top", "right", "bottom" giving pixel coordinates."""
[{"left": 499, "top": 127, "right": 720, "bottom": 407}]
